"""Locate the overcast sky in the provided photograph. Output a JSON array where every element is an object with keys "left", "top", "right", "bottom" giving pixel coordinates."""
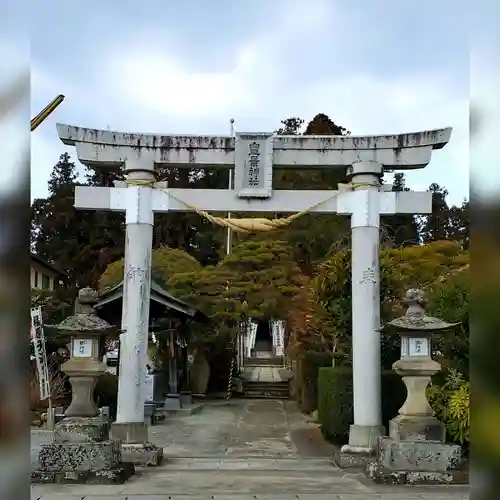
[{"left": 18, "top": 1, "right": 498, "bottom": 205}]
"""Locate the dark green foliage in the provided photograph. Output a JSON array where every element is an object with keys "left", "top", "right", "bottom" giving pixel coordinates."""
[
  {"left": 152, "top": 166, "right": 228, "bottom": 266},
  {"left": 303, "top": 113, "right": 349, "bottom": 136},
  {"left": 426, "top": 268, "right": 469, "bottom": 377},
  {"left": 30, "top": 154, "right": 228, "bottom": 298},
  {"left": 419, "top": 184, "right": 469, "bottom": 249},
  {"left": 30, "top": 289, "right": 73, "bottom": 354},
  {"left": 218, "top": 239, "right": 303, "bottom": 320},
  {"left": 428, "top": 371, "right": 469, "bottom": 448},
  {"left": 297, "top": 351, "right": 332, "bottom": 413},
  {"left": 318, "top": 367, "right": 353, "bottom": 444},
  {"left": 30, "top": 289, "right": 71, "bottom": 326},
  {"left": 269, "top": 114, "right": 351, "bottom": 273},
  {"left": 382, "top": 173, "right": 420, "bottom": 247},
  {"left": 99, "top": 246, "right": 202, "bottom": 292},
  {"left": 447, "top": 200, "right": 469, "bottom": 249},
  {"left": 313, "top": 241, "right": 469, "bottom": 368},
  {"left": 420, "top": 183, "right": 450, "bottom": 243},
  {"left": 318, "top": 367, "right": 406, "bottom": 445},
  {"left": 31, "top": 153, "right": 125, "bottom": 292}
]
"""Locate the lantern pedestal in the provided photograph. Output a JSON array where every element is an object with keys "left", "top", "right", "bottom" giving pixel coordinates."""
[
  {"left": 365, "top": 289, "right": 466, "bottom": 485},
  {"left": 32, "top": 418, "right": 134, "bottom": 485},
  {"left": 389, "top": 414, "right": 445, "bottom": 443},
  {"left": 389, "top": 358, "right": 446, "bottom": 443},
  {"left": 366, "top": 438, "right": 465, "bottom": 485}
]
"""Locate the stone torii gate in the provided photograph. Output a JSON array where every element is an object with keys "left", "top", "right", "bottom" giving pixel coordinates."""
[{"left": 57, "top": 123, "right": 451, "bottom": 462}]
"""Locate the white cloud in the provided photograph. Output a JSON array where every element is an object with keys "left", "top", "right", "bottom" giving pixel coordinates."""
[
  {"left": 278, "top": 72, "right": 469, "bottom": 203},
  {"left": 29, "top": 0, "right": 469, "bottom": 206},
  {"left": 98, "top": 0, "right": 335, "bottom": 119},
  {"left": 105, "top": 50, "right": 258, "bottom": 118}
]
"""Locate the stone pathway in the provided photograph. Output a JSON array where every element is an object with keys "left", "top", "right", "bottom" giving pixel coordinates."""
[{"left": 31, "top": 399, "right": 469, "bottom": 499}]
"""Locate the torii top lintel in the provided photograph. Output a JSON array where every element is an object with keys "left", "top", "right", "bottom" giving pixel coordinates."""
[{"left": 56, "top": 123, "right": 452, "bottom": 172}]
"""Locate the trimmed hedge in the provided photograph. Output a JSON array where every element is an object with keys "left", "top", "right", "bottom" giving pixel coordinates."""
[
  {"left": 298, "top": 351, "right": 333, "bottom": 413},
  {"left": 318, "top": 367, "right": 406, "bottom": 444}
]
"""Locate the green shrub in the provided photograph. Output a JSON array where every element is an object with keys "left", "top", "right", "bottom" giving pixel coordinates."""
[
  {"left": 318, "top": 367, "right": 353, "bottom": 443},
  {"left": 99, "top": 245, "right": 202, "bottom": 292},
  {"left": 318, "top": 367, "right": 406, "bottom": 444},
  {"left": 426, "top": 269, "right": 469, "bottom": 377},
  {"left": 298, "top": 351, "right": 332, "bottom": 413},
  {"left": 428, "top": 370, "right": 470, "bottom": 448}
]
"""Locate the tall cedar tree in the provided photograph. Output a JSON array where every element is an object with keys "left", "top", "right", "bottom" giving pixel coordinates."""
[
  {"left": 382, "top": 172, "right": 420, "bottom": 247},
  {"left": 31, "top": 153, "right": 125, "bottom": 292}
]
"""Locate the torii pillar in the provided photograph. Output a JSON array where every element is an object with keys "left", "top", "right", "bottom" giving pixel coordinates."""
[{"left": 56, "top": 124, "right": 451, "bottom": 465}]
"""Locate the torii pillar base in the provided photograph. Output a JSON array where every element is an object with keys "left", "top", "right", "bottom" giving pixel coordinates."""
[
  {"left": 110, "top": 422, "right": 164, "bottom": 467},
  {"left": 333, "top": 425, "right": 386, "bottom": 469}
]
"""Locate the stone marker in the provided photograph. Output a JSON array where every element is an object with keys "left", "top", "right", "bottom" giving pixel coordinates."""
[
  {"left": 366, "top": 288, "right": 466, "bottom": 485},
  {"left": 31, "top": 288, "right": 135, "bottom": 484}
]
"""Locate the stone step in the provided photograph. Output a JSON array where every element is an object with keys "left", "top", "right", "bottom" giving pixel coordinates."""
[
  {"left": 244, "top": 357, "right": 284, "bottom": 366},
  {"left": 160, "top": 457, "right": 336, "bottom": 471},
  {"left": 241, "top": 392, "right": 289, "bottom": 399},
  {"left": 242, "top": 381, "right": 289, "bottom": 399},
  {"left": 243, "top": 381, "right": 289, "bottom": 388}
]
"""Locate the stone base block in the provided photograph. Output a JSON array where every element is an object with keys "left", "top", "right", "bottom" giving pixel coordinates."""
[
  {"left": 180, "top": 391, "right": 193, "bottom": 406},
  {"left": 332, "top": 445, "right": 376, "bottom": 469},
  {"left": 157, "top": 403, "right": 204, "bottom": 418},
  {"left": 164, "top": 394, "right": 182, "bottom": 410},
  {"left": 365, "top": 437, "right": 467, "bottom": 485},
  {"left": 31, "top": 462, "right": 135, "bottom": 485},
  {"left": 54, "top": 417, "right": 110, "bottom": 443},
  {"left": 121, "top": 442, "right": 164, "bottom": 466},
  {"left": 366, "top": 461, "right": 468, "bottom": 485},
  {"left": 389, "top": 414, "right": 446, "bottom": 443},
  {"left": 377, "top": 437, "right": 462, "bottom": 472},
  {"left": 110, "top": 421, "right": 149, "bottom": 443},
  {"left": 39, "top": 440, "right": 120, "bottom": 472}
]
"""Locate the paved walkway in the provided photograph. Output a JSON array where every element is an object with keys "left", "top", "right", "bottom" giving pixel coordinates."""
[{"left": 31, "top": 399, "right": 469, "bottom": 499}]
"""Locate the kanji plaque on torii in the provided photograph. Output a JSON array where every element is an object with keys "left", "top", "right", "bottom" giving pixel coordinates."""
[
  {"left": 57, "top": 123, "right": 452, "bottom": 465},
  {"left": 235, "top": 132, "right": 273, "bottom": 198}
]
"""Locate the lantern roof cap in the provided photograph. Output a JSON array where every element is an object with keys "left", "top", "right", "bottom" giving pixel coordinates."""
[
  {"left": 381, "top": 288, "right": 460, "bottom": 333},
  {"left": 44, "top": 288, "right": 119, "bottom": 334}
]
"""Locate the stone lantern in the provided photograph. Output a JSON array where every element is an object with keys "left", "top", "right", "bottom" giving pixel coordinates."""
[
  {"left": 366, "top": 288, "right": 465, "bottom": 485},
  {"left": 56, "top": 288, "right": 117, "bottom": 417},
  {"left": 31, "top": 288, "right": 135, "bottom": 485}
]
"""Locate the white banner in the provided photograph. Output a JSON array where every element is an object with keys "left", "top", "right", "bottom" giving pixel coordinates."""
[
  {"left": 270, "top": 319, "right": 285, "bottom": 356},
  {"left": 246, "top": 321, "right": 258, "bottom": 358},
  {"left": 30, "top": 307, "right": 51, "bottom": 401}
]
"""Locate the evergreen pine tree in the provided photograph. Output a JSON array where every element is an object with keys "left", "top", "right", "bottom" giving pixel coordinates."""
[{"left": 382, "top": 172, "right": 420, "bottom": 247}]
